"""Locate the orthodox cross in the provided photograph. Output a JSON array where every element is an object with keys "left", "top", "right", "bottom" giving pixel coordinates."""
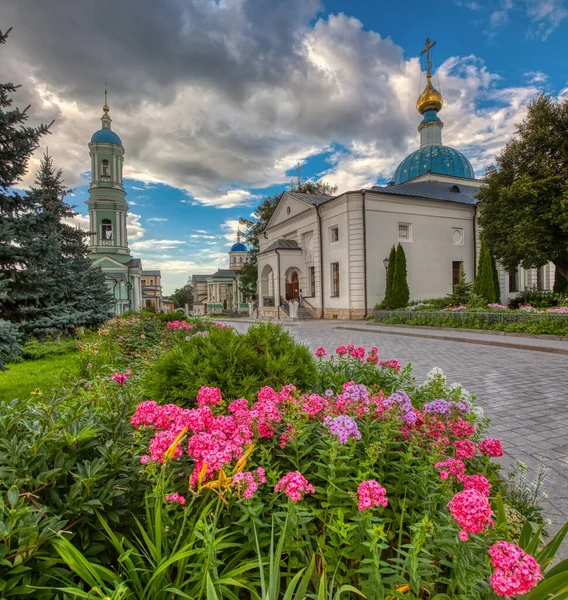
[
  {"left": 237, "top": 229, "right": 241, "bottom": 243},
  {"left": 420, "top": 38, "right": 436, "bottom": 76}
]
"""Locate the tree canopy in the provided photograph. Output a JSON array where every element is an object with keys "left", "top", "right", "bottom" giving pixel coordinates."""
[
  {"left": 477, "top": 94, "right": 568, "bottom": 285},
  {"left": 170, "top": 284, "right": 194, "bottom": 309}
]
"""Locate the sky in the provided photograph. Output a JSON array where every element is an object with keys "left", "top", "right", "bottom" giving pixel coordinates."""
[{"left": 1, "top": 0, "right": 567, "bottom": 294}]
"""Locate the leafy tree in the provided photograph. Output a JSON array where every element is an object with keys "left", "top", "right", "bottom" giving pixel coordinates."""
[
  {"left": 390, "top": 243, "right": 410, "bottom": 309},
  {"left": 170, "top": 284, "right": 194, "bottom": 309},
  {"left": 554, "top": 269, "right": 568, "bottom": 294},
  {"left": 239, "top": 179, "right": 338, "bottom": 264},
  {"left": 474, "top": 242, "right": 496, "bottom": 303},
  {"left": 447, "top": 263, "right": 473, "bottom": 306},
  {"left": 385, "top": 244, "right": 397, "bottom": 308},
  {"left": 238, "top": 262, "right": 258, "bottom": 298},
  {"left": 478, "top": 94, "right": 568, "bottom": 282}
]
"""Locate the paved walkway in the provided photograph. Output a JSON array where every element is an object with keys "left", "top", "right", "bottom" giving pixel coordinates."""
[{"left": 233, "top": 319, "right": 568, "bottom": 546}]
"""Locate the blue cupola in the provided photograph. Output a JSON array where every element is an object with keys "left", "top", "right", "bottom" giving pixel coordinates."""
[
  {"left": 393, "top": 38, "right": 475, "bottom": 185},
  {"left": 90, "top": 89, "right": 122, "bottom": 145}
]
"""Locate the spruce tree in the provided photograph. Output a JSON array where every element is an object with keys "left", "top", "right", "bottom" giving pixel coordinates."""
[
  {"left": 385, "top": 244, "right": 397, "bottom": 308},
  {"left": 447, "top": 264, "right": 473, "bottom": 306},
  {"left": 0, "top": 28, "right": 51, "bottom": 345},
  {"left": 390, "top": 243, "right": 410, "bottom": 309},
  {"left": 474, "top": 242, "right": 496, "bottom": 303}
]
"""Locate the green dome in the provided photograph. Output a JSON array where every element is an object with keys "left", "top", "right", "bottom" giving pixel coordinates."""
[{"left": 394, "top": 146, "right": 474, "bottom": 184}]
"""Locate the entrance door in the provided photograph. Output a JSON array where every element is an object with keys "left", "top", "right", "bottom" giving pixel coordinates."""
[{"left": 290, "top": 271, "right": 299, "bottom": 300}]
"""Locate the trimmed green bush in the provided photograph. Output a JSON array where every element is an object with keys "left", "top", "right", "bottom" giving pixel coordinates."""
[
  {"left": 390, "top": 243, "right": 409, "bottom": 309},
  {"left": 491, "top": 252, "right": 501, "bottom": 301},
  {"left": 474, "top": 242, "right": 497, "bottom": 303},
  {"left": 143, "top": 322, "right": 317, "bottom": 403}
]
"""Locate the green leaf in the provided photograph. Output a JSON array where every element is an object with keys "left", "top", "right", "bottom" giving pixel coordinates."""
[
  {"left": 206, "top": 573, "right": 220, "bottom": 600},
  {"left": 537, "top": 521, "right": 568, "bottom": 568},
  {"left": 7, "top": 486, "right": 19, "bottom": 508}
]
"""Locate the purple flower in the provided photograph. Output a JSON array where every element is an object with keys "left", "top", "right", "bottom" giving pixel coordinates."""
[
  {"left": 385, "top": 391, "right": 415, "bottom": 423},
  {"left": 424, "top": 399, "right": 452, "bottom": 418},
  {"left": 325, "top": 389, "right": 334, "bottom": 397},
  {"left": 324, "top": 415, "right": 362, "bottom": 444}
]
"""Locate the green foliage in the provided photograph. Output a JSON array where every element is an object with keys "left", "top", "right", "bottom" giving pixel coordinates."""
[
  {"left": 384, "top": 244, "right": 397, "bottom": 309},
  {"left": 239, "top": 261, "right": 258, "bottom": 297},
  {"left": 477, "top": 93, "right": 568, "bottom": 283},
  {"left": 20, "top": 337, "right": 79, "bottom": 361},
  {"left": 170, "top": 284, "right": 193, "bottom": 309},
  {"left": 509, "top": 290, "right": 559, "bottom": 309},
  {"left": 554, "top": 269, "right": 568, "bottom": 294},
  {"left": 446, "top": 263, "right": 473, "bottom": 306},
  {"left": 474, "top": 242, "right": 497, "bottom": 303},
  {"left": 491, "top": 252, "right": 501, "bottom": 302},
  {"left": 0, "top": 385, "right": 141, "bottom": 597},
  {"left": 0, "top": 318, "right": 21, "bottom": 369},
  {"left": 144, "top": 322, "right": 317, "bottom": 403},
  {"left": 389, "top": 244, "right": 410, "bottom": 309}
]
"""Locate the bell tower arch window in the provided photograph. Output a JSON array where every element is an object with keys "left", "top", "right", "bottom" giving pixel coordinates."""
[
  {"left": 101, "top": 219, "right": 113, "bottom": 240},
  {"left": 102, "top": 159, "right": 110, "bottom": 177}
]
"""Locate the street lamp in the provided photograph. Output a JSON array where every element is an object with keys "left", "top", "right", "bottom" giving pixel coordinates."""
[{"left": 383, "top": 257, "right": 390, "bottom": 310}]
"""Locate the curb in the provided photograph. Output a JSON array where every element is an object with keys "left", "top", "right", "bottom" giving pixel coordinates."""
[{"left": 333, "top": 326, "right": 568, "bottom": 355}]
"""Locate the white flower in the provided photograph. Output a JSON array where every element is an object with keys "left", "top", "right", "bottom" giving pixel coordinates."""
[
  {"left": 471, "top": 405, "right": 484, "bottom": 418},
  {"left": 427, "top": 367, "right": 446, "bottom": 381}
]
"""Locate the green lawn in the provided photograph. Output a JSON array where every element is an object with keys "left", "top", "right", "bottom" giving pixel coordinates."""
[{"left": 0, "top": 352, "right": 80, "bottom": 401}]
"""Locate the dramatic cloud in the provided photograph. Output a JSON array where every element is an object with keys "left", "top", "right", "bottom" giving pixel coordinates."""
[{"left": 130, "top": 239, "right": 186, "bottom": 251}]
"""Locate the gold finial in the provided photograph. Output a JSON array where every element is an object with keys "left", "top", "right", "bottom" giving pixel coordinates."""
[
  {"left": 416, "top": 38, "right": 443, "bottom": 115},
  {"left": 102, "top": 82, "right": 110, "bottom": 118},
  {"left": 236, "top": 229, "right": 241, "bottom": 243}
]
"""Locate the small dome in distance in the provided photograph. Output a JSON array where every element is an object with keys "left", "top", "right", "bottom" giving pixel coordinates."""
[
  {"left": 230, "top": 242, "right": 247, "bottom": 252},
  {"left": 91, "top": 128, "right": 122, "bottom": 145}
]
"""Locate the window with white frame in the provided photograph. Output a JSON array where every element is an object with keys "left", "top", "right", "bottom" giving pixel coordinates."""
[
  {"left": 398, "top": 223, "right": 411, "bottom": 241},
  {"left": 331, "top": 262, "right": 340, "bottom": 297},
  {"left": 330, "top": 226, "right": 339, "bottom": 243}
]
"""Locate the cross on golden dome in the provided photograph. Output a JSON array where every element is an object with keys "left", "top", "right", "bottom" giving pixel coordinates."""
[
  {"left": 102, "top": 83, "right": 111, "bottom": 119},
  {"left": 416, "top": 38, "right": 444, "bottom": 115}
]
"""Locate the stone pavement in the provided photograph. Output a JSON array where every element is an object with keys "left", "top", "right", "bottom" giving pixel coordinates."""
[{"left": 232, "top": 319, "right": 568, "bottom": 547}]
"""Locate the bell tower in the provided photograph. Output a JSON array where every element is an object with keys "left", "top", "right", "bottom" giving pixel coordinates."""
[{"left": 86, "top": 88, "right": 130, "bottom": 260}]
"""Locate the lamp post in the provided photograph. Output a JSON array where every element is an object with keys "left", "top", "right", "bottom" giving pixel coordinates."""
[{"left": 383, "top": 257, "right": 390, "bottom": 310}]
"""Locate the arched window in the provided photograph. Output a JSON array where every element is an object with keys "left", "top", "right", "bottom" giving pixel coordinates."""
[
  {"left": 101, "top": 219, "right": 113, "bottom": 240},
  {"left": 239, "top": 256, "right": 243, "bottom": 263},
  {"left": 102, "top": 160, "right": 110, "bottom": 177}
]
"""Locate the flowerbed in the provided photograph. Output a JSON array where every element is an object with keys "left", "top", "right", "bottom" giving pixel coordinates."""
[{"left": 3, "top": 320, "right": 568, "bottom": 599}]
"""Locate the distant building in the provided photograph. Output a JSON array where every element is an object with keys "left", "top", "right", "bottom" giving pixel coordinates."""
[
  {"left": 86, "top": 91, "right": 143, "bottom": 314},
  {"left": 141, "top": 270, "right": 173, "bottom": 312},
  {"left": 189, "top": 233, "right": 251, "bottom": 315}
]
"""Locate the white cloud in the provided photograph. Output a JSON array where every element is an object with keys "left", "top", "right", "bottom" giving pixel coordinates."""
[
  {"left": 524, "top": 70, "right": 549, "bottom": 84},
  {"left": 526, "top": 0, "right": 568, "bottom": 38},
  {"left": 130, "top": 238, "right": 186, "bottom": 250},
  {"left": 193, "top": 189, "right": 260, "bottom": 209},
  {"left": 189, "top": 234, "right": 218, "bottom": 239},
  {"left": 147, "top": 217, "right": 169, "bottom": 222},
  {"left": 221, "top": 219, "right": 241, "bottom": 242}
]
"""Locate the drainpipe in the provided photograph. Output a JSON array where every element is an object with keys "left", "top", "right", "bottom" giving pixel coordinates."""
[
  {"left": 473, "top": 203, "right": 478, "bottom": 280},
  {"left": 275, "top": 248, "right": 281, "bottom": 320},
  {"left": 316, "top": 204, "right": 324, "bottom": 319},
  {"left": 362, "top": 190, "right": 368, "bottom": 319}
]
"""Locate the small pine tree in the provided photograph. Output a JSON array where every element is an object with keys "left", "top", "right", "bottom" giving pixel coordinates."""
[
  {"left": 447, "top": 263, "right": 473, "bottom": 306},
  {"left": 474, "top": 242, "right": 496, "bottom": 303},
  {"left": 390, "top": 243, "right": 410, "bottom": 309},
  {"left": 385, "top": 245, "right": 397, "bottom": 308},
  {"left": 491, "top": 252, "right": 501, "bottom": 302}
]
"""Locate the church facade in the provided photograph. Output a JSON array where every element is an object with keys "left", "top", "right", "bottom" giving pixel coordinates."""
[
  {"left": 86, "top": 95, "right": 143, "bottom": 314},
  {"left": 257, "top": 40, "right": 555, "bottom": 320}
]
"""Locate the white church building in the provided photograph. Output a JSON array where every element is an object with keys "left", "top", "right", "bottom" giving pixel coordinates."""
[{"left": 257, "top": 40, "right": 555, "bottom": 320}]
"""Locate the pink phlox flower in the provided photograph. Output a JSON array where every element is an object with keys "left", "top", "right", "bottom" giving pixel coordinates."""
[
  {"left": 448, "top": 418, "right": 476, "bottom": 439},
  {"left": 300, "top": 393, "right": 330, "bottom": 419},
  {"left": 478, "top": 438, "right": 504, "bottom": 458},
  {"left": 149, "top": 429, "right": 184, "bottom": 463},
  {"left": 435, "top": 458, "right": 466, "bottom": 483},
  {"left": 139, "top": 454, "right": 150, "bottom": 464},
  {"left": 463, "top": 473, "right": 492, "bottom": 497},
  {"left": 336, "top": 346, "right": 348, "bottom": 356},
  {"left": 448, "top": 489, "right": 494, "bottom": 539},
  {"left": 488, "top": 541, "right": 543, "bottom": 596},
  {"left": 379, "top": 359, "right": 401, "bottom": 371},
  {"left": 196, "top": 386, "right": 222, "bottom": 408},
  {"left": 255, "top": 467, "right": 266, "bottom": 484},
  {"left": 315, "top": 347, "right": 327, "bottom": 357},
  {"left": 110, "top": 370, "right": 132, "bottom": 386},
  {"left": 454, "top": 439, "right": 476, "bottom": 460},
  {"left": 131, "top": 400, "right": 161, "bottom": 428},
  {"left": 357, "top": 480, "right": 388, "bottom": 510},
  {"left": 274, "top": 471, "right": 315, "bottom": 502},
  {"left": 324, "top": 415, "right": 361, "bottom": 444},
  {"left": 165, "top": 492, "right": 186, "bottom": 505}
]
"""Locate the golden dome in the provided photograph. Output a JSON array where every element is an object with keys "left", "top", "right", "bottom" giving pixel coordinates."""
[{"left": 416, "top": 74, "right": 443, "bottom": 114}]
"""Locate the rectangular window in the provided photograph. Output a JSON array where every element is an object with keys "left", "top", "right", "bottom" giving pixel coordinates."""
[
  {"left": 509, "top": 269, "right": 519, "bottom": 293},
  {"left": 536, "top": 266, "right": 546, "bottom": 291},
  {"left": 309, "top": 266, "right": 316, "bottom": 297},
  {"left": 331, "top": 262, "right": 340, "bottom": 297},
  {"left": 452, "top": 261, "right": 462, "bottom": 288},
  {"left": 398, "top": 223, "right": 411, "bottom": 241},
  {"left": 330, "top": 226, "right": 339, "bottom": 243}
]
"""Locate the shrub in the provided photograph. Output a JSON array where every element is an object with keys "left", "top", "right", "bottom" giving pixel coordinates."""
[
  {"left": 390, "top": 243, "right": 409, "bottom": 309},
  {"left": 0, "top": 383, "right": 142, "bottom": 597},
  {"left": 474, "top": 242, "right": 497, "bottom": 303},
  {"left": 0, "top": 319, "right": 21, "bottom": 368},
  {"left": 446, "top": 263, "right": 473, "bottom": 306},
  {"left": 20, "top": 337, "right": 79, "bottom": 361},
  {"left": 143, "top": 322, "right": 317, "bottom": 404}
]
